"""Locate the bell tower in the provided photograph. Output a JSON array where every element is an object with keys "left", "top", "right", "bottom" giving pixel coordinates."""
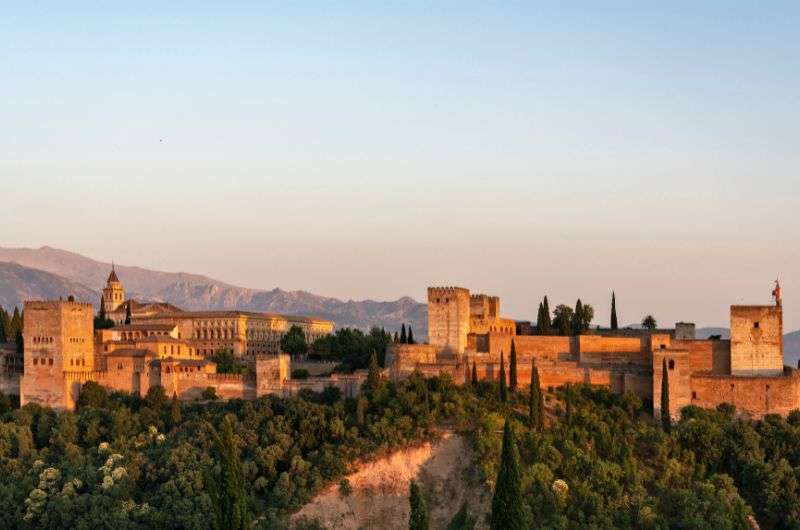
[{"left": 102, "top": 263, "right": 125, "bottom": 313}]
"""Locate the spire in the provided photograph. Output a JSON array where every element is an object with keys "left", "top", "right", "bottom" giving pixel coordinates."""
[{"left": 107, "top": 261, "right": 119, "bottom": 284}]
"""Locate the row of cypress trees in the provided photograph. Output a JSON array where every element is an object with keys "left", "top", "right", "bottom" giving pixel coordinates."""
[
  {"left": 394, "top": 323, "right": 415, "bottom": 344},
  {"left": 535, "top": 291, "right": 620, "bottom": 334},
  {"left": 0, "top": 305, "right": 23, "bottom": 352}
]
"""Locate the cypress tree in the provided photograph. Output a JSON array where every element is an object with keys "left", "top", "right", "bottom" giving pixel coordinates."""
[
  {"left": 124, "top": 303, "right": 132, "bottom": 325},
  {"left": 211, "top": 415, "right": 249, "bottom": 530},
  {"left": 661, "top": 358, "right": 671, "bottom": 432},
  {"left": 542, "top": 296, "right": 551, "bottom": 334},
  {"left": 498, "top": 351, "right": 507, "bottom": 403},
  {"left": 509, "top": 340, "right": 518, "bottom": 392},
  {"left": 610, "top": 291, "right": 618, "bottom": 330},
  {"left": 535, "top": 302, "right": 544, "bottom": 334},
  {"left": 98, "top": 294, "right": 107, "bottom": 321},
  {"left": 10, "top": 307, "right": 22, "bottom": 339},
  {"left": 408, "top": 479, "right": 429, "bottom": 530},
  {"left": 0, "top": 306, "right": 7, "bottom": 342},
  {"left": 366, "top": 351, "right": 381, "bottom": 392},
  {"left": 408, "top": 326, "right": 415, "bottom": 344},
  {"left": 394, "top": 331, "right": 399, "bottom": 343},
  {"left": 490, "top": 421, "right": 527, "bottom": 530},
  {"left": 356, "top": 396, "right": 367, "bottom": 426},
  {"left": 529, "top": 361, "right": 544, "bottom": 431},
  {"left": 572, "top": 299, "right": 584, "bottom": 336},
  {"left": 400, "top": 324, "right": 407, "bottom": 344},
  {"left": 169, "top": 393, "right": 181, "bottom": 430},
  {"left": 471, "top": 361, "right": 478, "bottom": 385},
  {"left": 446, "top": 502, "right": 475, "bottom": 530}
]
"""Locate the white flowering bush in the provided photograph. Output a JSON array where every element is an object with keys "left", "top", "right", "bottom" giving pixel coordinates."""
[
  {"left": 552, "top": 479, "right": 569, "bottom": 498},
  {"left": 98, "top": 441, "right": 110, "bottom": 454}
]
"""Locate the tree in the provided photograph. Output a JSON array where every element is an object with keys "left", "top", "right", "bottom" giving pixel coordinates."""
[
  {"left": 94, "top": 294, "right": 114, "bottom": 330},
  {"left": 394, "top": 331, "right": 399, "bottom": 343},
  {"left": 408, "top": 479, "right": 429, "bottom": 530},
  {"left": 124, "top": 303, "right": 132, "bottom": 325},
  {"left": 280, "top": 325, "right": 308, "bottom": 357},
  {"left": 471, "top": 361, "right": 478, "bottom": 385},
  {"left": 540, "top": 297, "right": 552, "bottom": 334},
  {"left": 400, "top": 324, "right": 407, "bottom": 344},
  {"left": 529, "top": 361, "right": 544, "bottom": 431},
  {"left": 446, "top": 502, "right": 475, "bottom": 530},
  {"left": 211, "top": 415, "right": 249, "bottom": 530},
  {"left": 498, "top": 351, "right": 507, "bottom": 402},
  {"left": 535, "top": 302, "right": 544, "bottom": 335},
  {"left": 407, "top": 326, "right": 415, "bottom": 345},
  {"left": 610, "top": 291, "right": 618, "bottom": 330},
  {"left": 642, "top": 315, "right": 658, "bottom": 330},
  {"left": 490, "top": 421, "right": 527, "bottom": 530},
  {"left": 356, "top": 396, "right": 367, "bottom": 426},
  {"left": 76, "top": 381, "right": 108, "bottom": 409},
  {"left": 366, "top": 351, "right": 381, "bottom": 392},
  {"left": 572, "top": 299, "right": 584, "bottom": 335},
  {"left": 509, "top": 340, "right": 518, "bottom": 392},
  {"left": 211, "top": 349, "right": 245, "bottom": 374},
  {"left": 0, "top": 306, "right": 8, "bottom": 342},
  {"left": 661, "top": 358, "right": 671, "bottom": 432},
  {"left": 169, "top": 393, "right": 181, "bottom": 429},
  {"left": 552, "top": 305, "right": 574, "bottom": 336},
  {"left": 581, "top": 304, "right": 594, "bottom": 330}
]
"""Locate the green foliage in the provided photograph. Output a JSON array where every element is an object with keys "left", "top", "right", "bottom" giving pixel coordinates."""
[
  {"left": 552, "top": 305, "right": 574, "bottom": 336},
  {"left": 407, "top": 326, "right": 415, "bottom": 345},
  {"left": 210, "top": 415, "right": 249, "bottom": 530},
  {"left": 536, "top": 297, "right": 552, "bottom": 334},
  {"left": 202, "top": 386, "right": 219, "bottom": 400},
  {"left": 309, "top": 327, "right": 392, "bottom": 371},
  {"left": 490, "top": 421, "right": 527, "bottom": 530},
  {"left": 408, "top": 479, "right": 429, "bottom": 530},
  {"left": 94, "top": 296, "right": 115, "bottom": 330},
  {"left": 124, "top": 303, "right": 132, "bottom": 325},
  {"left": 471, "top": 361, "right": 478, "bottom": 386},
  {"left": 446, "top": 501, "right": 475, "bottom": 530},
  {"left": 280, "top": 325, "right": 309, "bottom": 357},
  {"left": 509, "top": 340, "right": 518, "bottom": 392},
  {"left": 292, "top": 369, "right": 310, "bottom": 380},
  {"left": 529, "top": 362, "right": 544, "bottom": 432},
  {"left": 661, "top": 358, "right": 671, "bottom": 432},
  {"left": 76, "top": 381, "right": 109, "bottom": 409},
  {"left": 210, "top": 349, "right": 246, "bottom": 374},
  {"left": 498, "top": 351, "right": 507, "bottom": 403},
  {"left": 610, "top": 291, "right": 618, "bottom": 330},
  {"left": 642, "top": 314, "right": 657, "bottom": 330},
  {"left": 400, "top": 324, "right": 407, "bottom": 344}
]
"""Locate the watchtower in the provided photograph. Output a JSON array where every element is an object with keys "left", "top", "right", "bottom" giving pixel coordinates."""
[
  {"left": 428, "top": 287, "right": 470, "bottom": 354},
  {"left": 730, "top": 304, "right": 783, "bottom": 376},
  {"left": 20, "top": 300, "right": 94, "bottom": 408}
]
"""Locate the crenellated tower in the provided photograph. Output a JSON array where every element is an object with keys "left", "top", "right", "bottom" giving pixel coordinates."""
[{"left": 427, "top": 286, "right": 470, "bottom": 354}]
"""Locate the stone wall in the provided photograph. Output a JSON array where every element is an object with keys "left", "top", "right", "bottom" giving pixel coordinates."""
[
  {"left": 427, "top": 287, "right": 470, "bottom": 354},
  {"left": 690, "top": 370, "right": 800, "bottom": 419},
  {"left": 385, "top": 344, "right": 440, "bottom": 381},
  {"left": 730, "top": 305, "right": 783, "bottom": 376},
  {"left": 652, "top": 349, "right": 691, "bottom": 421}
]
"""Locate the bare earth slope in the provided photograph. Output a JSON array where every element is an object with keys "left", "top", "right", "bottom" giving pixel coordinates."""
[{"left": 292, "top": 432, "right": 490, "bottom": 530}]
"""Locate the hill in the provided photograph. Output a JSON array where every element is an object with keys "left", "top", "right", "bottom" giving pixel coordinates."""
[{"left": 0, "top": 246, "right": 427, "bottom": 334}]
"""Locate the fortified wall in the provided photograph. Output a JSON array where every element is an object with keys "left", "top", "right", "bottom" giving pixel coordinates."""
[{"left": 387, "top": 284, "right": 799, "bottom": 420}]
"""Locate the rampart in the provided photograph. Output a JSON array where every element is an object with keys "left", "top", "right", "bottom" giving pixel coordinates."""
[{"left": 690, "top": 369, "right": 800, "bottom": 419}]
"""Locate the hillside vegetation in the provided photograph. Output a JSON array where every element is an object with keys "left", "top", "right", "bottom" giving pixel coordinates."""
[{"left": 0, "top": 373, "right": 799, "bottom": 528}]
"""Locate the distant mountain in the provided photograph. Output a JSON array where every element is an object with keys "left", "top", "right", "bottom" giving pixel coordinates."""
[
  {"left": 0, "top": 246, "right": 428, "bottom": 336},
  {"left": 0, "top": 262, "right": 97, "bottom": 309}
]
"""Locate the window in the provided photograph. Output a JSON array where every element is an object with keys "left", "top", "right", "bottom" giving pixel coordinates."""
[
  {"left": 668, "top": 360, "right": 675, "bottom": 370},
  {"left": 754, "top": 322, "right": 760, "bottom": 329},
  {"left": 33, "top": 358, "right": 38, "bottom": 366},
  {"left": 692, "top": 391, "right": 697, "bottom": 399},
  {"left": 660, "top": 344, "right": 666, "bottom": 350},
  {"left": 48, "top": 358, "right": 53, "bottom": 366}
]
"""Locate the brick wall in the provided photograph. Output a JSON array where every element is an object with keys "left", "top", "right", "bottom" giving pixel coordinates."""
[
  {"left": 690, "top": 370, "right": 800, "bottom": 419},
  {"left": 730, "top": 305, "right": 783, "bottom": 376}
]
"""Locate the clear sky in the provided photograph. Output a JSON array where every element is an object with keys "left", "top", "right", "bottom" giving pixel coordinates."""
[{"left": 2, "top": 2, "right": 799, "bottom": 329}]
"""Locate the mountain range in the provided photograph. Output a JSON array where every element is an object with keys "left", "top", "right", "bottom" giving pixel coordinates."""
[{"left": 0, "top": 246, "right": 428, "bottom": 336}]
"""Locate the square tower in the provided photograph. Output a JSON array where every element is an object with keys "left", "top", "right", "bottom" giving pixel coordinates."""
[
  {"left": 730, "top": 305, "right": 783, "bottom": 376},
  {"left": 21, "top": 300, "right": 94, "bottom": 408},
  {"left": 428, "top": 287, "right": 470, "bottom": 354}
]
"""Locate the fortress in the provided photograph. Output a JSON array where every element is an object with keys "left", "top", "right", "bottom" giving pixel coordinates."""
[
  {"left": 386, "top": 283, "right": 798, "bottom": 419},
  {"left": 11, "top": 269, "right": 367, "bottom": 410}
]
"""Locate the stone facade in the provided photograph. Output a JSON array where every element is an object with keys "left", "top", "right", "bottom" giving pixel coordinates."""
[{"left": 388, "top": 285, "right": 800, "bottom": 420}]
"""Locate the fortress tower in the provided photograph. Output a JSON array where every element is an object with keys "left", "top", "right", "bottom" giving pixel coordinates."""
[
  {"left": 427, "top": 287, "right": 470, "bottom": 354},
  {"left": 730, "top": 303, "right": 783, "bottom": 376},
  {"left": 102, "top": 265, "right": 125, "bottom": 313},
  {"left": 20, "top": 300, "right": 94, "bottom": 408}
]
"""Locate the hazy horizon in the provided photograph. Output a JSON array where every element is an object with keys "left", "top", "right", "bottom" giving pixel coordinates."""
[{"left": 2, "top": 3, "right": 799, "bottom": 329}]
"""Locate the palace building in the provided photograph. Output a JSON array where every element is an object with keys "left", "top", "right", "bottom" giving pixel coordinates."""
[{"left": 387, "top": 282, "right": 799, "bottom": 419}]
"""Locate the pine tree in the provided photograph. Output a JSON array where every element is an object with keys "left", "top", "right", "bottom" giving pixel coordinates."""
[
  {"left": 509, "top": 340, "right": 518, "bottom": 392},
  {"left": 446, "top": 501, "right": 475, "bottom": 530},
  {"left": 471, "top": 361, "right": 478, "bottom": 385},
  {"left": 610, "top": 291, "right": 618, "bottom": 330},
  {"left": 490, "top": 421, "right": 527, "bottom": 530},
  {"left": 661, "top": 358, "right": 671, "bottom": 432},
  {"left": 211, "top": 415, "right": 249, "bottom": 530},
  {"left": 572, "top": 299, "right": 584, "bottom": 336},
  {"left": 529, "top": 361, "right": 544, "bottom": 431},
  {"left": 124, "top": 303, "right": 132, "bottom": 325},
  {"left": 408, "top": 326, "right": 415, "bottom": 344},
  {"left": 400, "top": 324, "right": 407, "bottom": 344},
  {"left": 408, "top": 479, "right": 429, "bottom": 530},
  {"left": 498, "top": 350, "right": 507, "bottom": 403}
]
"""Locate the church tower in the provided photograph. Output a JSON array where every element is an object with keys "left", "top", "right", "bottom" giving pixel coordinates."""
[{"left": 102, "top": 264, "right": 125, "bottom": 313}]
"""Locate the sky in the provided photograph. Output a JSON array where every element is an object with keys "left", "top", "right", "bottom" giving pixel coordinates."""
[{"left": 2, "top": 2, "right": 799, "bottom": 329}]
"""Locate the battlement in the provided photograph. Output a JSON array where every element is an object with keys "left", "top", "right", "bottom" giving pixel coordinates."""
[
  {"left": 428, "top": 286, "right": 470, "bottom": 299},
  {"left": 24, "top": 300, "right": 93, "bottom": 310}
]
